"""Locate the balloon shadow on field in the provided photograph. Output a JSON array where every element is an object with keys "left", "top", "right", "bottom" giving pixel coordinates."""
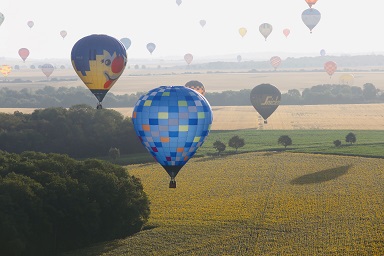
[{"left": 290, "top": 165, "right": 351, "bottom": 185}]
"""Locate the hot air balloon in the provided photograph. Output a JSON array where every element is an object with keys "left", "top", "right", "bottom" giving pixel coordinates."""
[
  {"left": 184, "top": 53, "right": 193, "bottom": 65},
  {"left": 320, "top": 49, "right": 326, "bottom": 56},
  {"left": 18, "top": 48, "right": 30, "bottom": 62},
  {"left": 339, "top": 74, "right": 354, "bottom": 85},
  {"left": 305, "top": 0, "right": 318, "bottom": 8},
  {"left": 302, "top": 8, "right": 321, "bottom": 33},
  {"left": 0, "top": 65, "right": 12, "bottom": 78},
  {"left": 237, "top": 55, "right": 242, "bottom": 62},
  {"left": 146, "top": 43, "right": 156, "bottom": 55},
  {"left": 185, "top": 80, "right": 205, "bottom": 95},
  {"left": 71, "top": 34, "right": 127, "bottom": 109},
  {"left": 270, "top": 56, "right": 281, "bottom": 70},
  {"left": 41, "top": 64, "right": 54, "bottom": 79},
  {"left": 176, "top": 0, "right": 182, "bottom": 6},
  {"left": 0, "top": 12, "right": 4, "bottom": 26},
  {"left": 250, "top": 84, "right": 281, "bottom": 124},
  {"left": 259, "top": 23, "right": 273, "bottom": 41},
  {"left": 199, "top": 20, "right": 206, "bottom": 28},
  {"left": 324, "top": 61, "right": 337, "bottom": 78},
  {"left": 132, "top": 85, "right": 213, "bottom": 188},
  {"left": 27, "top": 21, "right": 34, "bottom": 28},
  {"left": 60, "top": 30, "right": 67, "bottom": 39},
  {"left": 239, "top": 27, "right": 247, "bottom": 38},
  {"left": 283, "top": 28, "right": 290, "bottom": 38},
  {"left": 120, "top": 38, "right": 131, "bottom": 50}
]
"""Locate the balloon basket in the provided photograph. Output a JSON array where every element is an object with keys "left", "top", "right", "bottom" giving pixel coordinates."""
[
  {"left": 96, "top": 103, "right": 103, "bottom": 110},
  {"left": 264, "top": 120, "right": 268, "bottom": 124},
  {"left": 169, "top": 180, "right": 176, "bottom": 188}
]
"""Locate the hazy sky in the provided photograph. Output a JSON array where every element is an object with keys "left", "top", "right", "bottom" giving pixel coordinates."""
[{"left": 0, "top": 0, "right": 383, "bottom": 62}]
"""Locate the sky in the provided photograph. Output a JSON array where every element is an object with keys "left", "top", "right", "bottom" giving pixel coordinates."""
[{"left": 0, "top": 0, "right": 383, "bottom": 62}]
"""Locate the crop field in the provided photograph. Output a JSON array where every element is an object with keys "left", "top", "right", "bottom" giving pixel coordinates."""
[
  {"left": 66, "top": 152, "right": 384, "bottom": 255},
  {"left": 3, "top": 68, "right": 384, "bottom": 94},
  {"left": 3, "top": 104, "right": 384, "bottom": 131}
]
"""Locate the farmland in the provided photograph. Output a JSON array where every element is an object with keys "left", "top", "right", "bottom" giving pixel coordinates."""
[{"left": 65, "top": 152, "right": 384, "bottom": 255}]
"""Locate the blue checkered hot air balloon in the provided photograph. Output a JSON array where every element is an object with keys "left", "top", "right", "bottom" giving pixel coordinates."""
[{"left": 132, "top": 86, "right": 213, "bottom": 188}]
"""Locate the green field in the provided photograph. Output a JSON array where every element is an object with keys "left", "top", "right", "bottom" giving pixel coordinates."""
[{"left": 64, "top": 152, "right": 384, "bottom": 255}]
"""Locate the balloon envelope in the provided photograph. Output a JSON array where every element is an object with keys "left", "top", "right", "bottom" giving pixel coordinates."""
[
  {"left": 339, "top": 74, "right": 354, "bottom": 85},
  {"left": 184, "top": 53, "right": 193, "bottom": 65},
  {"left": 283, "top": 28, "right": 290, "bottom": 38},
  {"left": 0, "top": 13, "right": 4, "bottom": 26},
  {"left": 176, "top": 0, "right": 182, "bottom": 6},
  {"left": 239, "top": 27, "right": 247, "bottom": 37},
  {"left": 41, "top": 64, "right": 54, "bottom": 78},
  {"left": 320, "top": 49, "right": 326, "bottom": 56},
  {"left": 302, "top": 8, "right": 321, "bottom": 33},
  {"left": 60, "top": 30, "right": 67, "bottom": 39},
  {"left": 259, "top": 23, "right": 273, "bottom": 40},
  {"left": 199, "top": 20, "right": 206, "bottom": 27},
  {"left": 18, "top": 48, "right": 30, "bottom": 62},
  {"left": 146, "top": 43, "right": 156, "bottom": 54},
  {"left": 324, "top": 61, "right": 337, "bottom": 77},
  {"left": 185, "top": 80, "right": 205, "bottom": 95},
  {"left": 120, "top": 38, "right": 131, "bottom": 50},
  {"left": 270, "top": 56, "right": 282, "bottom": 70},
  {"left": 71, "top": 34, "right": 127, "bottom": 103},
  {"left": 27, "top": 20, "right": 34, "bottom": 28},
  {"left": 132, "top": 85, "right": 213, "bottom": 187},
  {"left": 305, "top": 0, "right": 318, "bottom": 8},
  {"left": 237, "top": 55, "right": 242, "bottom": 62},
  {"left": 250, "top": 84, "right": 281, "bottom": 123},
  {"left": 0, "top": 65, "right": 12, "bottom": 77}
]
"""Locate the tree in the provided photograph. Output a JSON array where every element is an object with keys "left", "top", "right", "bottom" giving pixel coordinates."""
[
  {"left": 333, "top": 139, "right": 342, "bottom": 147},
  {"left": 345, "top": 132, "right": 356, "bottom": 144},
  {"left": 363, "top": 83, "right": 378, "bottom": 101},
  {"left": 278, "top": 135, "right": 292, "bottom": 149},
  {"left": 109, "top": 147, "right": 120, "bottom": 161},
  {"left": 228, "top": 135, "right": 245, "bottom": 152},
  {"left": 213, "top": 140, "right": 226, "bottom": 156}
]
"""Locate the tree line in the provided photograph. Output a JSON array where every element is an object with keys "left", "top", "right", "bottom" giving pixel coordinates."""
[
  {"left": 0, "top": 83, "right": 382, "bottom": 108},
  {"left": 0, "top": 105, "right": 147, "bottom": 158},
  {"left": 0, "top": 151, "right": 150, "bottom": 256}
]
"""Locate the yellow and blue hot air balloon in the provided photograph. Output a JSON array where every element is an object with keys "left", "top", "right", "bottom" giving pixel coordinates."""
[
  {"left": 71, "top": 34, "right": 127, "bottom": 109},
  {"left": 132, "top": 86, "right": 213, "bottom": 188}
]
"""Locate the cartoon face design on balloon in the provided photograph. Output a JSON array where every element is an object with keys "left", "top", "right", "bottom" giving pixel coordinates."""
[{"left": 71, "top": 34, "right": 127, "bottom": 103}]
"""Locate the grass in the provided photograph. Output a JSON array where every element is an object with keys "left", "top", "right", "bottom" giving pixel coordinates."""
[{"left": 63, "top": 152, "right": 384, "bottom": 255}]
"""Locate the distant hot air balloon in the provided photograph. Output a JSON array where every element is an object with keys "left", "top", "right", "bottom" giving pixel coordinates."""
[
  {"left": 270, "top": 56, "right": 282, "bottom": 70},
  {"left": 146, "top": 43, "right": 156, "bottom": 55},
  {"left": 320, "top": 49, "right": 326, "bottom": 56},
  {"left": 176, "top": 0, "right": 182, "bottom": 6},
  {"left": 250, "top": 84, "right": 281, "bottom": 124},
  {"left": 324, "top": 61, "right": 337, "bottom": 78},
  {"left": 239, "top": 27, "right": 247, "bottom": 38},
  {"left": 0, "top": 65, "right": 12, "bottom": 78},
  {"left": 237, "top": 55, "right": 242, "bottom": 62},
  {"left": 0, "top": 12, "right": 4, "bottom": 26},
  {"left": 132, "top": 85, "right": 213, "bottom": 188},
  {"left": 259, "top": 23, "right": 273, "bottom": 41},
  {"left": 18, "top": 48, "right": 30, "bottom": 62},
  {"left": 27, "top": 20, "right": 34, "bottom": 28},
  {"left": 305, "top": 0, "right": 318, "bottom": 8},
  {"left": 199, "top": 20, "right": 206, "bottom": 28},
  {"left": 184, "top": 53, "right": 193, "bottom": 65},
  {"left": 302, "top": 8, "right": 321, "bottom": 33},
  {"left": 41, "top": 64, "right": 54, "bottom": 78},
  {"left": 339, "top": 74, "right": 354, "bottom": 85},
  {"left": 283, "top": 28, "right": 290, "bottom": 38},
  {"left": 185, "top": 80, "right": 205, "bottom": 95},
  {"left": 60, "top": 30, "right": 67, "bottom": 39},
  {"left": 120, "top": 38, "right": 131, "bottom": 50},
  {"left": 71, "top": 34, "right": 127, "bottom": 109}
]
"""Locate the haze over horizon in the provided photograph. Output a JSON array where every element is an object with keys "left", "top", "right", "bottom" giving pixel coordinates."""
[{"left": 1, "top": 0, "right": 383, "bottom": 63}]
